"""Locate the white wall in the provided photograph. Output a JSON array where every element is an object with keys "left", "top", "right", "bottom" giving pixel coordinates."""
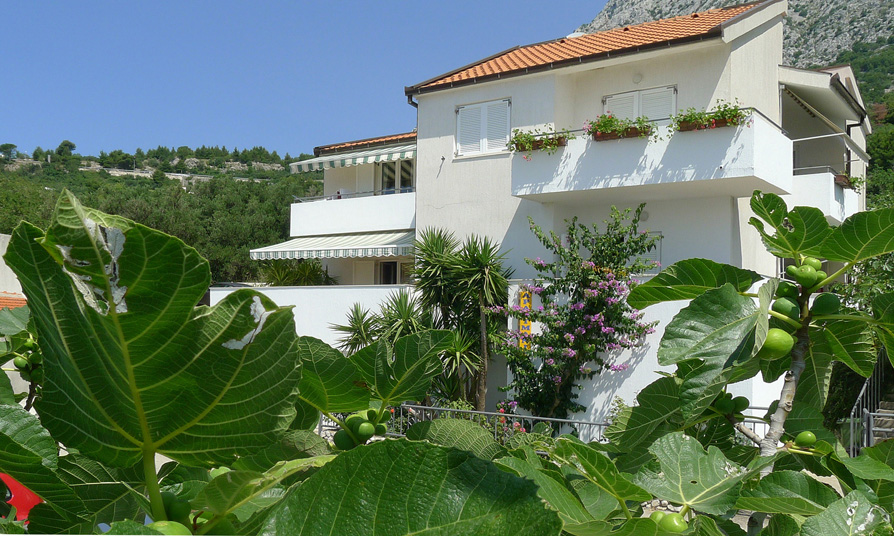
[
  {"left": 0, "top": 235, "right": 22, "bottom": 294},
  {"left": 289, "top": 192, "right": 416, "bottom": 237},
  {"left": 209, "top": 285, "right": 410, "bottom": 347}
]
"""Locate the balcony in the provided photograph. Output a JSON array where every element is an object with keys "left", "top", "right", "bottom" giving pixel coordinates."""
[
  {"left": 790, "top": 168, "right": 860, "bottom": 224},
  {"left": 289, "top": 189, "right": 416, "bottom": 237},
  {"left": 511, "top": 113, "right": 792, "bottom": 205}
]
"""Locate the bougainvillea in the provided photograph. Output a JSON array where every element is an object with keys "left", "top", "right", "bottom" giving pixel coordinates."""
[{"left": 494, "top": 206, "right": 658, "bottom": 418}]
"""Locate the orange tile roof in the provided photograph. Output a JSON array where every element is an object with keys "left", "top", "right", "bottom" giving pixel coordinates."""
[
  {"left": 315, "top": 132, "right": 417, "bottom": 156},
  {"left": 0, "top": 293, "right": 26, "bottom": 310},
  {"left": 407, "top": 0, "right": 772, "bottom": 94}
]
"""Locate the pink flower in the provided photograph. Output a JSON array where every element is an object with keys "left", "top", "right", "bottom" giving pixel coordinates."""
[{"left": 499, "top": 408, "right": 505, "bottom": 413}]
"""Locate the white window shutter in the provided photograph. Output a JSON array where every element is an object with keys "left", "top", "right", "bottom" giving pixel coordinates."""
[
  {"left": 485, "top": 100, "right": 510, "bottom": 152},
  {"left": 604, "top": 92, "right": 637, "bottom": 120},
  {"left": 640, "top": 87, "right": 675, "bottom": 121},
  {"left": 457, "top": 105, "right": 483, "bottom": 155}
]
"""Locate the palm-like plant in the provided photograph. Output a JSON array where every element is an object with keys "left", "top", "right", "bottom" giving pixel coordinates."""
[
  {"left": 331, "top": 303, "right": 378, "bottom": 354},
  {"left": 258, "top": 259, "right": 337, "bottom": 286},
  {"left": 429, "top": 327, "right": 480, "bottom": 403},
  {"left": 454, "top": 236, "right": 513, "bottom": 410},
  {"left": 413, "top": 228, "right": 461, "bottom": 328},
  {"left": 376, "top": 288, "right": 433, "bottom": 347}
]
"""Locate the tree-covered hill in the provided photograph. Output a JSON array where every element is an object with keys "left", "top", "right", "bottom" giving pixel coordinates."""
[{"left": 0, "top": 140, "right": 322, "bottom": 283}]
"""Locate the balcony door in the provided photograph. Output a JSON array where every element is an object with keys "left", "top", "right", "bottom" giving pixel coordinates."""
[{"left": 377, "top": 160, "right": 414, "bottom": 194}]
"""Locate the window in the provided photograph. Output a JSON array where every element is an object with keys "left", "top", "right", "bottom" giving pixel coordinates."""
[
  {"left": 377, "top": 160, "right": 414, "bottom": 194},
  {"left": 603, "top": 86, "right": 676, "bottom": 122},
  {"left": 456, "top": 99, "right": 510, "bottom": 156}
]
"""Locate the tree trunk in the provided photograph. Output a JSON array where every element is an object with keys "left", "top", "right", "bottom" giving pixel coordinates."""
[
  {"left": 475, "top": 295, "right": 488, "bottom": 411},
  {"left": 759, "top": 322, "right": 811, "bottom": 471}
]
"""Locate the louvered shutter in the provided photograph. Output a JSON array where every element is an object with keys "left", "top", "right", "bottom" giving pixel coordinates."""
[
  {"left": 485, "top": 100, "right": 510, "bottom": 152},
  {"left": 604, "top": 92, "right": 637, "bottom": 120},
  {"left": 640, "top": 87, "right": 675, "bottom": 121},
  {"left": 457, "top": 105, "right": 483, "bottom": 155}
]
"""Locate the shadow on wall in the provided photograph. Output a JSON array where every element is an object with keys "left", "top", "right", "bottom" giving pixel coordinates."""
[{"left": 576, "top": 340, "right": 654, "bottom": 422}]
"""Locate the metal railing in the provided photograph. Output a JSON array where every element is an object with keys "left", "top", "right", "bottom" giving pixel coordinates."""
[
  {"left": 316, "top": 404, "right": 775, "bottom": 447},
  {"left": 317, "top": 404, "right": 609, "bottom": 444},
  {"left": 294, "top": 186, "right": 415, "bottom": 203},
  {"left": 849, "top": 350, "right": 890, "bottom": 455},
  {"left": 392, "top": 404, "right": 610, "bottom": 443}
]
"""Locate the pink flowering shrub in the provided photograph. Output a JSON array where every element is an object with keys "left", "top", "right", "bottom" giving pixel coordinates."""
[{"left": 495, "top": 205, "right": 659, "bottom": 418}]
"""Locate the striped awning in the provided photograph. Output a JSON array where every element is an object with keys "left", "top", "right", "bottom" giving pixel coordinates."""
[
  {"left": 250, "top": 231, "right": 415, "bottom": 260},
  {"left": 290, "top": 143, "right": 416, "bottom": 173}
]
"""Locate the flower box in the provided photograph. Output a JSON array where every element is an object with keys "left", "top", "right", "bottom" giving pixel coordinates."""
[
  {"left": 676, "top": 118, "right": 733, "bottom": 132},
  {"left": 525, "top": 137, "right": 568, "bottom": 151},
  {"left": 834, "top": 174, "right": 854, "bottom": 189},
  {"left": 592, "top": 127, "right": 652, "bottom": 141}
]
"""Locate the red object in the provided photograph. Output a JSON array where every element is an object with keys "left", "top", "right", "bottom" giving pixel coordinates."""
[{"left": 0, "top": 473, "right": 42, "bottom": 520}]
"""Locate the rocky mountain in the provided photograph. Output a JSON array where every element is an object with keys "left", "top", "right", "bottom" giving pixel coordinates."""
[{"left": 576, "top": 0, "right": 894, "bottom": 68}]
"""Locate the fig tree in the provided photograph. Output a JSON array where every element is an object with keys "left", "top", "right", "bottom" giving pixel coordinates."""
[
  {"left": 787, "top": 264, "right": 817, "bottom": 287},
  {"left": 794, "top": 430, "right": 817, "bottom": 447},
  {"left": 146, "top": 521, "right": 192, "bottom": 535},
  {"left": 811, "top": 270, "right": 827, "bottom": 288},
  {"left": 13, "top": 356, "right": 29, "bottom": 369},
  {"left": 657, "top": 512, "right": 688, "bottom": 533},
  {"left": 802, "top": 257, "right": 822, "bottom": 271},
  {"left": 374, "top": 423, "right": 387, "bottom": 436},
  {"left": 810, "top": 293, "right": 840, "bottom": 315},
  {"left": 345, "top": 414, "right": 366, "bottom": 432},
  {"left": 714, "top": 397, "right": 735, "bottom": 415},
  {"left": 367, "top": 409, "right": 379, "bottom": 422},
  {"left": 333, "top": 429, "right": 356, "bottom": 450},
  {"left": 167, "top": 498, "right": 192, "bottom": 524},
  {"left": 357, "top": 422, "right": 376, "bottom": 442},
  {"left": 161, "top": 491, "right": 177, "bottom": 512},
  {"left": 771, "top": 298, "right": 800, "bottom": 321},
  {"left": 209, "top": 467, "right": 230, "bottom": 479},
  {"left": 757, "top": 328, "right": 795, "bottom": 360},
  {"left": 775, "top": 281, "right": 799, "bottom": 299},
  {"left": 649, "top": 511, "right": 665, "bottom": 523},
  {"left": 732, "top": 396, "right": 749, "bottom": 413}
]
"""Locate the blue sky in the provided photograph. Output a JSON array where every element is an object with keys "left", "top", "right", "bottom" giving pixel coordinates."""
[{"left": 3, "top": 1, "right": 608, "bottom": 158}]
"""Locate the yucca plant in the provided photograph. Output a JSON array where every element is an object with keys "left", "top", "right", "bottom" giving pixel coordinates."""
[
  {"left": 413, "top": 228, "right": 461, "bottom": 328},
  {"left": 331, "top": 303, "right": 379, "bottom": 354},
  {"left": 454, "top": 236, "right": 514, "bottom": 410}
]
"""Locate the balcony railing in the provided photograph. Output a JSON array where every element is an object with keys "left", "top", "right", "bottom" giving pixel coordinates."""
[
  {"left": 510, "top": 112, "right": 793, "bottom": 204},
  {"left": 289, "top": 189, "right": 416, "bottom": 237},
  {"left": 294, "top": 186, "right": 415, "bottom": 203}
]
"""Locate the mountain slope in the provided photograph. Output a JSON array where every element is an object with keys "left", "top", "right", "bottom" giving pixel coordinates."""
[{"left": 575, "top": 0, "right": 894, "bottom": 68}]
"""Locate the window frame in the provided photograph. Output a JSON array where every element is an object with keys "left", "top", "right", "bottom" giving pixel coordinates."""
[
  {"left": 455, "top": 98, "right": 511, "bottom": 157},
  {"left": 376, "top": 159, "right": 415, "bottom": 194}
]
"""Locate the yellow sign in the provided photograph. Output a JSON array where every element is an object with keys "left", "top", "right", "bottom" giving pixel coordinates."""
[{"left": 518, "top": 289, "right": 532, "bottom": 349}]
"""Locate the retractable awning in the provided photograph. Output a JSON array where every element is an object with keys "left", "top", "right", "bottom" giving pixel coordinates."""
[
  {"left": 250, "top": 231, "right": 415, "bottom": 260},
  {"left": 289, "top": 143, "right": 416, "bottom": 173}
]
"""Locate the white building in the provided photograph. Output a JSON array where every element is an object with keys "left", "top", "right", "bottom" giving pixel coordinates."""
[{"left": 213, "top": 0, "right": 870, "bottom": 418}]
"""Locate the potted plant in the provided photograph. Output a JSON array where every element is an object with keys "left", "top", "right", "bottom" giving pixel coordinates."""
[
  {"left": 673, "top": 99, "right": 749, "bottom": 131},
  {"left": 585, "top": 115, "right": 655, "bottom": 141},
  {"left": 509, "top": 126, "right": 575, "bottom": 159}
]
